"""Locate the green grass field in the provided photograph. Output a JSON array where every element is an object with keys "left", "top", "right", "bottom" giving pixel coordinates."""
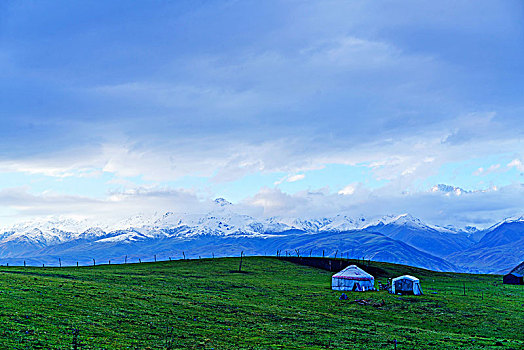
[{"left": 0, "top": 257, "right": 522, "bottom": 349}]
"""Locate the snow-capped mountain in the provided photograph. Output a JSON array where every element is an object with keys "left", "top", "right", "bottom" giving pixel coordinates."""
[
  {"left": 482, "top": 215, "right": 524, "bottom": 232},
  {"left": 0, "top": 210, "right": 483, "bottom": 248},
  {"left": 361, "top": 214, "right": 476, "bottom": 258},
  {"left": 0, "top": 207, "right": 521, "bottom": 273},
  {"left": 431, "top": 184, "right": 469, "bottom": 196},
  {"left": 363, "top": 213, "right": 434, "bottom": 230}
]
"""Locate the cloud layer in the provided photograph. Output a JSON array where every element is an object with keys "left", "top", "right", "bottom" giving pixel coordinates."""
[{"left": 0, "top": 1, "right": 522, "bottom": 226}]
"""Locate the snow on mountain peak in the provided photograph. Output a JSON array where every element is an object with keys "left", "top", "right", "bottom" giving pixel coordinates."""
[
  {"left": 2, "top": 207, "right": 516, "bottom": 247},
  {"left": 488, "top": 215, "right": 524, "bottom": 230},
  {"left": 214, "top": 198, "right": 232, "bottom": 207},
  {"left": 505, "top": 215, "right": 524, "bottom": 223},
  {"left": 7, "top": 217, "right": 92, "bottom": 233},
  {"left": 431, "top": 184, "right": 468, "bottom": 196},
  {"left": 392, "top": 213, "right": 425, "bottom": 226},
  {"left": 366, "top": 213, "right": 461, "bottom": 233}
]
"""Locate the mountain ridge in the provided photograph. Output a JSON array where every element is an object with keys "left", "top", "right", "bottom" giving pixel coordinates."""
[{"left": 0, "top": 208, "right": 521, "bottom": 273}]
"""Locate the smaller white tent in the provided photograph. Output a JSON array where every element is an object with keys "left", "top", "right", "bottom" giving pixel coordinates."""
[
  {"left": 332, "top": 265, "right": 375, "bottom": 291},
  {"left": 391, "top": 275, "right": 423, "bottom": 295}
]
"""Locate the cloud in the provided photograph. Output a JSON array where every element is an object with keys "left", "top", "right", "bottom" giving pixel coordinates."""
[
  {"left": 6, "top": 4, "right": 519, "bottom": 181},
  {"left": 275, "top": 174, "right": 306, "bottom": 185},
  {"left": 287, "top": 174, "right": 305, "bottom": 183},
  {"left": 0, "top": 1, "right": 522, "bottom": 226},
  {"left": 338, "top": 183, "right": 357, "bottom": 195},
  {"left": 241, "top": 183, "right": 524, "bottom": 228},
  {"left": 508, "top": 159, "right": 524, "bottom": 173},
  {"left": 473, "top": 164, "right": 501, "bottom": 176},
  {"left": 0, "top": 186, "right": 210, "bottom": 228},
  {"left": 0, "top": 175, "right": 522, "bottom": 230}
]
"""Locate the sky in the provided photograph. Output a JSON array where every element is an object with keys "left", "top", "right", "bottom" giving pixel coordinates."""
[{"left": 0, "top": 0, "right": 523, "bottom": 228}]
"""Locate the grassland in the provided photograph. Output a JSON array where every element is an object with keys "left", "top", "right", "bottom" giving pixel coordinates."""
[{"left": 0, "top": 257, "right": 522, "bottom": 349}]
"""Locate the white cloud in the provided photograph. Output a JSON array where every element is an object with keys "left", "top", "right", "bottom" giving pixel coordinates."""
[
  {"left": 508, "top": 159, "right": 524, "bottom": 172},
  {"left": 241, "top": 183, "right": 524, "bottom": 228},
  {"left": 287, "top": 174, "right": 305, "bottom": 182},
  {"left": 0, "top": 186, "right": 211, "bottom": 228},
  {"left": 338, "top": 183, "right": 357, "bottom": 195},
  {"left": 473, "top": 164, "right": 501, "bottom": 176},
  {"left": 274, "top": 173, "right": 307, "bottom": 186},
  {"left": 1, "top": 1, "right": 522, "bottom": 227}
]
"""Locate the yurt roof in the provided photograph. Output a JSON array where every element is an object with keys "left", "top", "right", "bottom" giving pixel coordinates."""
[
  {"left": 332, "top": 265, "right": 374, "bottom": 281},
  {"left": 392, "top": 275, "right": 419, "bottom": 282}
]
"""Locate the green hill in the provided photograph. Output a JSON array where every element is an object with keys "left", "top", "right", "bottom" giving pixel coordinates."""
[{"left": 0, "top": 257, "right": 522, "bottom": 349}]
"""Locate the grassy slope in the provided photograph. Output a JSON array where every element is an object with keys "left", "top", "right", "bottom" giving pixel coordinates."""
[{"left": 0, "top": 257, "right": 522, "bottom": 349}]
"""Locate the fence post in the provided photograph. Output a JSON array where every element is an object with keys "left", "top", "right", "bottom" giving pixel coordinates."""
[
  {"left": 59, "top": 258, "right": 61, "bottom": 268},
  {"left": 77, "top": 262, "right": 79, "bottom": 267},
  {"left": 239, "top": 251, "right": 244, "bottom": 272},
  {"left": 125, "top": 255, "right": 127, "bottom": 264},
  {"left": 183, "top": 251, "right": 186, "bottom": 260},
  {"left": 154, "top": 255, "right": 157, "bottom": 263},
  {"left": 24, "top": 261, "right": 26, "bottom": 267},
  {"left": 93, "top": 259, "right": 96, "bottom": 266}
]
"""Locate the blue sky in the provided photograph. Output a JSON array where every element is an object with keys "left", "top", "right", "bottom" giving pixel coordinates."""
[{"left": 0, "top": 1, "right": 523, "bottom": 226}]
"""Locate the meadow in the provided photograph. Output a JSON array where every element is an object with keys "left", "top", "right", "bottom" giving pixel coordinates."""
[{"left": 0, "top": 257, "right": 522, "bottom": 349}]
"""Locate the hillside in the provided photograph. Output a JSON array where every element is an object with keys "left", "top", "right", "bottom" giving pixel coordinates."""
[
  {"left": 6, "top": 230, "right": 456, "bottom": 272},
  {"left": 264, "top": 230, "right": 457, "bottom": 271},
  {"left": 0, "top": 257, "right": 521, "bottom": 349},
  {"left": 448, "top": 219, "right": 524, "bottom": 273},
  {"left": 363, "top": 217, "right": 475, "bottom": 257}
]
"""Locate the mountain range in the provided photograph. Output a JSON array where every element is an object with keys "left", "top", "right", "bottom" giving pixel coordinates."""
[{"left": 0, "top": 199, "right": 521, "bottom": 273}]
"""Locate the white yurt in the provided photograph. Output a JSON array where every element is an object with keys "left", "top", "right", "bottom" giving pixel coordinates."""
[
  {"left": 391, "top": 275, "right": 423, "bottom": 295},
  {"left": 331, "top": 265, "right": 375, "bottom": 291}
]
